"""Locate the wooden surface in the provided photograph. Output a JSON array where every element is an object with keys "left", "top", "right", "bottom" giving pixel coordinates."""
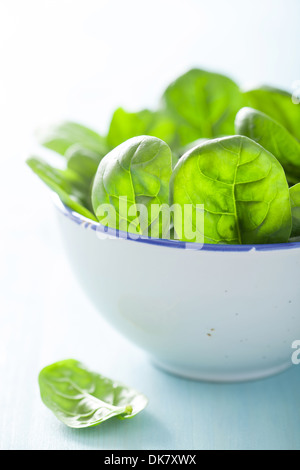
[{"left": 1, "top": 163, "right": 300, "bottom": 450}]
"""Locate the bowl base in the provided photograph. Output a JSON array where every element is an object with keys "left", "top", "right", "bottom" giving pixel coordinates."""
[{"left": 151, "top": 358, "right": 292, "bottom": 383}]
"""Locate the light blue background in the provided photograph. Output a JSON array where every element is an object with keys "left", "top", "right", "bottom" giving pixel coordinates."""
[{"left": 0, "top": 0, "right": 299, "bottom": 450}]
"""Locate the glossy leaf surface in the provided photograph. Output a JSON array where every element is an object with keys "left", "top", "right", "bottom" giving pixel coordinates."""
[
  {"left": 170, "top": 136, "right": 292, "bottom": 244},
  {"left": 235, "top": 107, "right": 300, "bottom": 184},
  {"left": 92, "top": 136, "right": 172, "bottom": 236},
  {"left": 162, "top": 69, "right": 244, "bottom": 145},
  {"left": 39, "top": 359, "right": 148, "bottom": 428},
  {"left": 107, "top": 108, "right": 177, "bottom": 150},
  {"left": 244, "top": 86, "right": 300, "bottom": 141}
]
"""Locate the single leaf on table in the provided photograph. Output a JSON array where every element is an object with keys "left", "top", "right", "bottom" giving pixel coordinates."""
[
  {"left": 36, "top": 121, "right": 109, "bottom": 157},
  {"left": 170, "top": 136, "right": 292, "bottom": 244},
  {"left": 162, "top": 68, "right": 245, "bottom": 146},
  {"left": 235, "top": 107, "right": 300, "bottom": 185},
  {"left": 244, "top": 86, "right": 300, "bottom": 141},
  {"left": 106, "top": 107, "right": 177, "bottom": 150},
  {"left": 92, "top": 136, "right": 173, "bottom": 237},
  {"left": 26, "top": 157, "right": 97, "bottom": 221},
  {"left": 38, "top": 359, "right": 148, "bottom": 428},
  {"left": 290, "top": 184, "right": 300, "bottom": 238}
]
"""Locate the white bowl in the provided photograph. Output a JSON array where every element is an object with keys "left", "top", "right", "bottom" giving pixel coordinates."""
[{"left": 53, "top": 196, "right": 300, "bottom": 382}]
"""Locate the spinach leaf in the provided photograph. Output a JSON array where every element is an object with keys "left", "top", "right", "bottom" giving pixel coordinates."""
[
  {"left": 66, "top": 144, "right": 102, "bottom": 183},
  {"left": 36, "top": 121, "right": 109, "bottom": 157},
  {"left": 290, "top": 184, "right": 300, "bottom": 238},
  {"left": 235, "top": 107, "right": 300, "bottom": 184},
  {"left": 244, "top": 86, "right": 300, "bottom": 141},
  {"left": 38, "top": 359, "right": 148, "bottom": 428},
  {"left": 162, "top": 69, "right": 244, "bottom": 146},
  {"left": 27, "top": 157, "right": 97, "bottom": 221},
  {"left": 170, "top": 136, "right": 292, "bottom": 244},
  {"left": 106, "top": 107, "right": 177, "bottom": 150},
  {"left": 28, "top": 122, "right": 109, "bottom": 220},
  {"left": 92, "top": 136, "right": 172, "bottom": 237},
  {"left": 177, "top": 138, "right": 209, "bottom": 156}
]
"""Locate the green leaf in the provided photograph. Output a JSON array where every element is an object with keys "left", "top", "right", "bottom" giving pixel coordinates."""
[
  {"left": 162, "top": 69, "right": 244, "bottom": 146},
  {"left": 170, "top": 136, "right": 292, "bottom": 244},
  {"left": 66, "top": 144, "right": 102, "bottom": 182},
  {"left": 244, "top": 86, "right": 300, "bottom": 141},
  {"left": 36, "top": 121, "right": 109, "bottom": 157},
  {"left": 27, "top": 157, "right": 97, "bottom": 221},
  {"left": 106, "top": 107, "right": 177, "bottom": 150},
  {"left": 92, "top": 136, "right": 173, "bottom": 237},
  {"left": 290, "top": 184, "right": 300, "bottom": 238},
  {"left": 235, "top": 107, "right": 300, "bottom": 184},
  {"left": 38, "top": 359, "right": 148, "bottom": 428},
  {"left": 177, "top": 138, "right": 209, "bottom": 157}
]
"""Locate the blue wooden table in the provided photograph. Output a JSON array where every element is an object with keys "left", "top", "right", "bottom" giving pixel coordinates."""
[{"left": 1, "top": 167, "right": 299, "bottom": 450}]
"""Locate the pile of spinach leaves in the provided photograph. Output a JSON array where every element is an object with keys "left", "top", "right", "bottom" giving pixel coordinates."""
[{"left": 27, "top": 69, "right": 300, "bottom": 244}]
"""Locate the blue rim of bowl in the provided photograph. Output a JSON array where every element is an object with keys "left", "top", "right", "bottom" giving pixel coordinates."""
[{"left": 53, "top": 195, "right": 300, "bottom": 253}]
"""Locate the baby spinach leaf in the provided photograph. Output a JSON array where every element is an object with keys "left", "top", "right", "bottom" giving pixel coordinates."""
[
  {"left": 66, "top": 144, "right": 102, "bottom": 183},
  {"left": 178, "top": 138, "right": 209, "bottom": 156},
  {"left": 106, "top": 107, "right": 177, "bottom": 150},
  {"left": 235, "top": 107, "right": 300, "bottom": 184},
  {"left": 162, "top": 69, "right": 244, "bottom": 146},
  {"left": 36, "top": 121, "right": 109, "bottom": 157},
  {"left": 27, "top": 157, "right": 97, "bottom": 221},
  {"left": 244, "top": 86, "right": 300, "bottom": 141},
  {"left": 290, "top": 184, "right": 300, "bottom": 238},
  {"left": 38, "top": 359, "right": 148, "bottom": 429},
  {"left": 92, "top": 135, "right": 172, "bottom": 237},
  {"left": 170, "top": 136, "right": 292, "bottom": 244}
]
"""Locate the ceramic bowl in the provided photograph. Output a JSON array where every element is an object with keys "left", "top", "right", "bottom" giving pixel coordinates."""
[{"left": 53, "top": 196, "right": 300, "bottom": 382}]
